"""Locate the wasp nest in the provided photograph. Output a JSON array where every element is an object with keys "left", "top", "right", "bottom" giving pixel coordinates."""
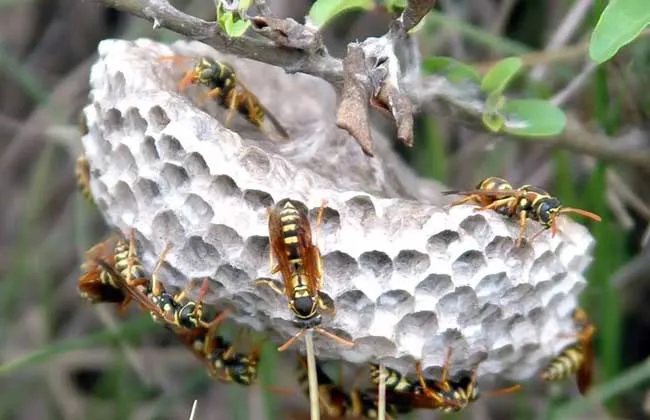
[{"left": 81, "top": 38, "right": 595, "bottom": 382}]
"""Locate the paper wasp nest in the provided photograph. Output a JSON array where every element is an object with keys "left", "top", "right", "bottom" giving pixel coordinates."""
[{"left": 82, "top": 38, "right": 595, "bottom": 381}]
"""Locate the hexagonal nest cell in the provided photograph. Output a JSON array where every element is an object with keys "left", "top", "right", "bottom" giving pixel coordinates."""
[{"left": 80, "top": 38, "right": 596, "bottom": 382}]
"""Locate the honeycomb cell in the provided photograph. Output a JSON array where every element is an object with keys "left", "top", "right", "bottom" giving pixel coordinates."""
[
  {"left": 148, "top": 105, "right": 171, "bottom": 132},
  {"left": 157, "top": 134, "right": 186, "bottom": 161}
]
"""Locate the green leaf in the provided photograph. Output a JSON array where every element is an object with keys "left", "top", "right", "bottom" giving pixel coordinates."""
[
  {"left": 589, "top": 0, "right": 650, "bottom": 64},
  {"left": 501, "top": 99, "right": 566, "bottom": 137},
  {"left": 480, "top": 57, "right": 523, "bottom": 94},
  {"left": 422, "top": 57, "right": 480, "bottom": 84},
  {"left": 481, "top": 93, "right": 507, "bottom": 133},
  {"left": 308, "top": 0, "right": 374, "bottom": 29},
  {"left": 215, "top": 0, "right": 252, "bottom": 37}
]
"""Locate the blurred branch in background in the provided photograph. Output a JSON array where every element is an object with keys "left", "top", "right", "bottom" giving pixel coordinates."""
[{"left": 94, "top": 0, "right": 650, "bottom": 171}]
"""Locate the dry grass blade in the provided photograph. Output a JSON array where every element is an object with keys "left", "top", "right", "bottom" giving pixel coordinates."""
[
  {"left": 304, "top": 331, "right": 320, "bottom": 420},
  {"left": 188, "top": 399, "right": 198, "bottom": 420}
]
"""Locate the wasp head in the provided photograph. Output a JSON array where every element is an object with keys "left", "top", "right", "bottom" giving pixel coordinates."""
[{"left": 534, "top": 196, "right": 562, "bottom": 230}]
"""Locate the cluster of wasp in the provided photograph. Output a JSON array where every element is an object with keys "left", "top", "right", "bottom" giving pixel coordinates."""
[{"left": 74, "top": 55, "right": 602, "bottom": 418}]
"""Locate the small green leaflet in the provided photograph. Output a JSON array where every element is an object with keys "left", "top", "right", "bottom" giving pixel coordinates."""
[
  {"left": 308, "top": 0, "right": 374, "bottom": 29},
  {"left": 589, "top": 0, "right": 650, "bottom": 64},
  {"left": 480, "top": 57, "right": 523, "bottom": 94},
  {"left": 502, "top": 99, "right": 566, "bottom": 137},
  {"left": 216, "top": 0, "right": 252, "bottom": 37}
]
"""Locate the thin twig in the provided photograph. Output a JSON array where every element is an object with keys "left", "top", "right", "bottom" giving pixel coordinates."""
[
  {"left": 304, "top": 331, "right": 320, "bottom": 420},
  {"left": 377, "top": 363, "right": 387, "bottom": 420}
]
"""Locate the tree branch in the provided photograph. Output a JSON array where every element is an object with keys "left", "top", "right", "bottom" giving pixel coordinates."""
[{"left": 93, "top": 0, "right": 650, "bottom": 172}]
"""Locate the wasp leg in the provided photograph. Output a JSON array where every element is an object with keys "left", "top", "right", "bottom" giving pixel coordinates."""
[
  {"left": 197, "top": 86, "right": 222, "bottom": 105},
  {"left": 515, "top": 210, "right": 528, "bottom": 247},
  {"left": 317, "top": 294, "right": 336, "bottom": 316},
  {"left": 450, "top": 194, "right": 481, "bottom": 207},
  {"left": 438, "top": 346, "right": 453, "bottom": 392},
  {"left": 225, "top": 89, "right": 239, "bottom": 128},
  {"left": 473, "top": 197, "right": 517, "bottom": 213},
  {"left": 255, "top": 278, "right": 285, "bottom": 296},
  {"left": 415, "top": 361, "right": 446, "bottom": 406}
]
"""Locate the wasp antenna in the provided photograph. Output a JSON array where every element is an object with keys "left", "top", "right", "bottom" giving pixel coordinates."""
[
  {"left": 157, "top": 54, "right": 193, "bottom": 63},
  {"left": 483, "top": 384, "right": 522, "bottom": 397},
  {"left": 278, "top": 329, "right": 306, "bottom": 352},
  {"left": 442, "top": 190, "right": 462, "bottom": 196},
  {"left": 558, "top": 207, "right": 602, "bottom": 222}
]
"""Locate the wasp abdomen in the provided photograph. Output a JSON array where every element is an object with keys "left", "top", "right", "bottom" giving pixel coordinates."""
[{"left": 541, "top": 344, "right": 584, "bottom": 381}]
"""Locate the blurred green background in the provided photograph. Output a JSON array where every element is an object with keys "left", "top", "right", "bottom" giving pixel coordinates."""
[{"left": 0, "top": 0, "right": 649, "bottom": 419}]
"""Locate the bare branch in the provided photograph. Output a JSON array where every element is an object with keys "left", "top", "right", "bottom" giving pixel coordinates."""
[
  {"left": 391, "top": 0, "right": 437, "bottom": 34},
  {"left": 336, "top": 44, "right": 373, "bottom": 155},
  {"left": 249, "top": 16, "right": 324, "bottom": 54}
]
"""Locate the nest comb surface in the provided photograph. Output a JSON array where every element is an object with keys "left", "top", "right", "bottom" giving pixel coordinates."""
[{"left": 81, "top": 38, "right": 595, "bottom": 381}]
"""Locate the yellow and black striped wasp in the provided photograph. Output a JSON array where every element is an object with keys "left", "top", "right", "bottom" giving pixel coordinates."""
[
  {"left": 94, "top": 259, "right": 261, "bottom": 386},
  {"left": 370, "top": 348, "right": 521, "bottom": 413},
  {"left": 74, "top": 155, "right": 94, "bottom": 204},
  {"left": 540, "top": 307, "right": 596, "bottom": 395},
  {"left": 143, "top": 242, "right": 220, "bottom": 331},
  {"left": 159, "top": 55, "right": 289, "bottom": 141},
  {"left": 296, "top": 356, "right": 403, "bottom": 419},
  {"left": 77, "top": 232, "right": 148, "bottom": 311},
  {"left": 256, "top": 199, "right": 354, "bottom": 352},
  {"left": 444, "top": 177, "right": 602, "bottom": 246}
]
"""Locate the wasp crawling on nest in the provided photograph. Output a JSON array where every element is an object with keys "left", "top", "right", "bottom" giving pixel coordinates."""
[
  {"left": 369, "top": 348, "right": 521, "bottom": 414},
  {"left": 444, "top": 176, "right": 602, "bottom": 247},
  {"left": 78, "top": 229, "right": 262, "bottom": 387},
  {"left": 159, "top": 55, "right": 289, "bottom": 141}
]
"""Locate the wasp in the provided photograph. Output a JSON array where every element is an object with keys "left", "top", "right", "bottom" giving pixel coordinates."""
[
  {"left": 174, "top": 315, "right": 261, "bottom": 386},
  {"left": 94, "top": 259, "right": 261, "bottom": 386},
  {"left": 370, "top": 348, "right": 521, "bottom": 413},
  {"left": 444, "top": 177, "right": 602, "bottom": 246},
  {"left": 296, "top": 356, "right": 401, "bottom": 419},
  {"left": 74, "top": 155, "right": 94, "bottom": 204},
  {"left": 144, "top": 243, "right": 222, "bottom": 330},
  {"left": 160, "top": 55, "right": 289, "bottom": 141},
  {"left": 256, "top": 199, "right": 354, "bottom": 352},
  {"left": 540, "top": 307, "right": 596, "bottom": 395},
  {"left": 77, "top": 232, "right": 148, "bottom": 310}
]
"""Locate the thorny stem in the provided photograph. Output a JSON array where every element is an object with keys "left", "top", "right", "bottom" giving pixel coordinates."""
[
  {"left": 94, "top": 0, "right": 650, "bottom": 171},
  {"left": 304, "top": 331, "right": 320, "bottom": 420}
]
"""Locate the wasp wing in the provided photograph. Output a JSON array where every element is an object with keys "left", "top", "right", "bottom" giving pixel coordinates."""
[
  {"left": 235, "top": 78, "right": 289, "bottom": 140},
  {"left": 268, "top": 205, "right": 296, "bottom": 301},
  {"left": 576, "top": 335, "right": 594, "bottom": 395},
  {"left": 295, "top": 210, "right": 321, "bottom": 295},
  {"left": 442, "top": 189, "right": 521, "bottom": 198}
]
